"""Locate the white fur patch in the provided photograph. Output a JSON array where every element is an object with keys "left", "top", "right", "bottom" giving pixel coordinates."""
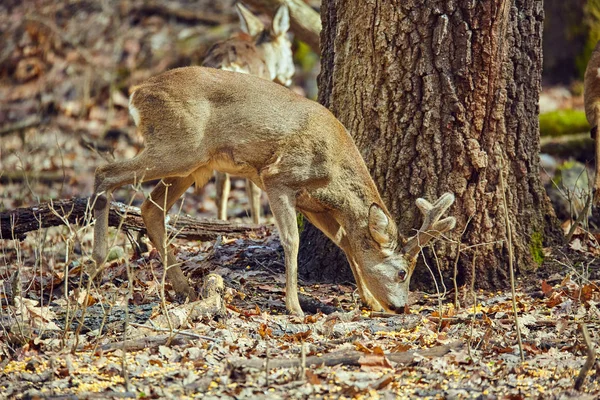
[
  {"left": 128, "top": 92, "right": 141, "bottom": 126},
  {"left": 596, "top": 67, "right": 600, "bottom": 79}
]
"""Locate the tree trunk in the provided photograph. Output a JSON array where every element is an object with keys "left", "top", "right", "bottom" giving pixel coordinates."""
[{"left": 299, "top": 0, "right": 561, "bottom": 291}]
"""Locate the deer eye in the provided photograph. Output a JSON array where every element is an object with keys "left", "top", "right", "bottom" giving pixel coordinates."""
[{"left": 397, "top": 269, "right": 407, "bottom": 281}]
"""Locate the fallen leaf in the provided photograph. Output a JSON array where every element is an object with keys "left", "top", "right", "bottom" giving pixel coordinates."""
[
  {"left": 541, "top": 280, "right": 553, "bottom": 296},
  {"left": 305, "top": 370, "right": 321, "bottom": 385},
  {"left": 358, "top": 353, "right": 393, "bottom": 370}
]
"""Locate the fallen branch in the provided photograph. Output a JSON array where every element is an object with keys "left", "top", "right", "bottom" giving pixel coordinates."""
[
  {"left": 0, "top": 197, "right": 267, "bottom": 241},
  {"left": 230, "top": 341, "right": 462, "bottom": 369},
  {"left": 0, "top": 170, "right": 66, "bottom": 184},
  {"left": 275, "top": 313, "right": 421, "bottom": 338},
  {"left": 129, "top": 323, "right": 216, "bottom": 342},
  {"left": 0, "top": 115, "right": 41, "bottom": 137},
  {"left": 151, "top": 274, "right": 227, "bottom": 329},
  {"left": 241, "top": 0, "right": 321, "bottom": 52},
  {"left": 540, "top": 133, "right": 594, "bottom": 162},
  {"left": 98, "top": 333, "right": 193, "bottom": 354}
]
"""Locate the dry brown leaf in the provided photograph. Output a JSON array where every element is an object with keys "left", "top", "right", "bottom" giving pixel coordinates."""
[
  {"left": 305, "top": 370, "right": 321, "bottom": 385},
  {"left": 358, "top": 353, "right": 393, "bottom": 370},
  {"left": 541, "top": 280, "right": 553, "bottom": 297},
  {"left": 258, "top": 323, "right": 273, "bottom": 338}
]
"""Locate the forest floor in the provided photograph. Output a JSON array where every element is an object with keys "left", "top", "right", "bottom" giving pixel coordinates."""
[
  {"left": 1, "top": 220, "right": 600, "bottom": 399},
  {"left": 2, "top": 0, "right": 600, "bottom": 399}
]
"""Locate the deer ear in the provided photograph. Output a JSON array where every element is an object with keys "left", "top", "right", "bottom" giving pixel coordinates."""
[
  {"left": 236, "top": 3, "right": 264, "bottom": 37},
  {"left": 368, "top": 204, "right": 393, "bottom": 248},
  {"left": 271, "top": 5, "right": 290, "bottom": 36}
]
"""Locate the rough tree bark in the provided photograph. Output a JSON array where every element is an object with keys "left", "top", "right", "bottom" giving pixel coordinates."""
[{"left": 299, "top": 0, "right": 560, "bottom": 291}]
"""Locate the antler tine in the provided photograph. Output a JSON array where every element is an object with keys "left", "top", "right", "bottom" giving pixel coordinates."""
[{"left": 403, "top": 192, "right": 456, "bottom": 259}]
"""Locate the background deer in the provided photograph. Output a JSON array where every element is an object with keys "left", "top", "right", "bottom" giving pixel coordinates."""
[
  {"left": 584, "top": 40, "right": 600, "bottom": 206},
  {"left": 92, "top": 67, "right": 456, "bottom": 316},
  {"left": 203, "top": 3, "right": 294, "bottom": 223}
]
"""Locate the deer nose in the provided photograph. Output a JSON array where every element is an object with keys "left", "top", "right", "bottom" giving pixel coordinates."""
[{"left": 387, "top": 303, "right": 407, "bottom": 314}]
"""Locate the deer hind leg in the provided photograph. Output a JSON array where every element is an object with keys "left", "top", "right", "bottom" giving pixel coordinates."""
[
  {"left": 302, "top": 211, "right": 383, "bottom": 311},
  {"left": 215, "top": 172, "right": 230, "bottom": 221},
  {"left": 92, "top": 150, "right": 202, "bottom": 277},
  {"left": 141, "top": 174, "right": 201, "bottom": 300},
  {"left": 246, "top": 179, "right": 262, "bottom": 224},
  {"left": 264, "top": 185, "right": 302, "bottom": 316}
]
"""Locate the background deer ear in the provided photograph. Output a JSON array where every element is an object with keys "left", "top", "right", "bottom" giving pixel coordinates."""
[
  {"left": 368, "top": 204, "right": 393, "bottom": 247},
  {"left": 271, "top": 5, "right": 290, "bottom": 37},
  {"left": 236, "top": 3, "right": 264, "bottom": 38}
]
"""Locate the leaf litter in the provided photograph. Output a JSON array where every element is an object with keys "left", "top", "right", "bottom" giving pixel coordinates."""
[{"left": 1, "top": 0, "right": 600, "bottom": 398}]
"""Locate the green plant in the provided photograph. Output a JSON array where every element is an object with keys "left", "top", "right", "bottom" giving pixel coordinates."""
[
  {"left": 529, "top": 231, "right": 545, "bottom": 266},
  {"left": 539, "top": 109, "right": 590, "bottom": 137}
]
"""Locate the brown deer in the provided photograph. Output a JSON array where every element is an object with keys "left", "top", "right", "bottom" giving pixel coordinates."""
[
  {"left": 203, "top": 3, "right": 294, "bottom": 223},
  {"left": 92, "top": 67, "right": 456, "bottom": 316},
  {"left": 584, "top": 40, "right": 600, "bottom": 206}
]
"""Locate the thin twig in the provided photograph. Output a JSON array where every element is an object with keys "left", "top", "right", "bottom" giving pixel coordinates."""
[
  {"left": 468, "top": 251, "right": 477, "bottom": 361},
  {"left": 452, "top": 214, "right": 474, "bottom": 308},
  {"left": 420, "top": 249, "right": 443, "bottom": 332},
  {"left": 498, "top": 154, "right": 524, "bottom": 362}
]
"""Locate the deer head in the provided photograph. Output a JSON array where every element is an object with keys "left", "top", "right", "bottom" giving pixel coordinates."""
[
  {"left": 353, "top": 193, "right": 457, "bottom": 312},
  {"left": 236, "top": 3, "right": 294, "bottom": 86}
]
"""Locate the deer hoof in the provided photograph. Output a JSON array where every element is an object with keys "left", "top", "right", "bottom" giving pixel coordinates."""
[
  {"left": 173, "top": 284, "right": 197, "bottom": 303},
  {"left": 286, "top": 305, "right": 305, "bottom": 317}
]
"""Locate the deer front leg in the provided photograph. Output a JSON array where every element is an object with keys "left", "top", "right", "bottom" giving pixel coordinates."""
[
  {"left": 302, "top": 211, "right": 383, "bottom": 311},
  {"left": 215, "top": 172, "right": 230, "bottom": 221},
  {"left": 345, "top": 258, "right": 384, "bottom": 311},
  {"left": 246, "top": 179, "right": 262, "bottom": 224},
  {"left": 266, "top": 186, "right": 303, "bottom": 316}
]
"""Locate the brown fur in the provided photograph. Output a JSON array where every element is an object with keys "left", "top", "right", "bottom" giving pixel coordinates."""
[
  {"left": 202, "top": 3, "right": 294, "bottom": 223},
  {"left": 92, "top": 67, "right": 455, "bottom": 315}
]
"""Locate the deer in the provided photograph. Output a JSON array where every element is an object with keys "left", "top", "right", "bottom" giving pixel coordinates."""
[
  {"left": 584, "top": 40, "right": 600, "bottom": 207},
  {"left": 92, "top": 66, "right": 456, "bottom": 316},
  {"left": 203, "top": 3, "right": 294, "bottom": 224}
]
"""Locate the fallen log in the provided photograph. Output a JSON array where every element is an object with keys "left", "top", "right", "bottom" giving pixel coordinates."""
[
  {"left": 230, "top": 341, "right": 462, "bottom": 369},
  {"left": 97, "top": 333, "right": 193, "bottom": 354},
  {"left": 0, "top": 115, "right": 41, "bottom": 137},
  {"left": 0, "top": 170, "right": 67, "bottom": 184},
  {"left": 0, "top": 197, "right": 267, "bottom": 241},
  {"left": 540, "top": 133, "right": 594, "bottom": 162}
]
